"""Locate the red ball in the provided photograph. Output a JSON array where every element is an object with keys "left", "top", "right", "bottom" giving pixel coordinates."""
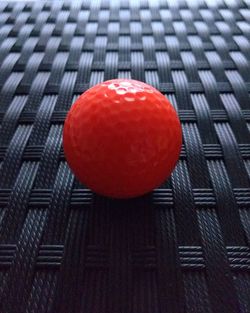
[{"left": 63, "top": 79, "right": 182, "bottom": 198}]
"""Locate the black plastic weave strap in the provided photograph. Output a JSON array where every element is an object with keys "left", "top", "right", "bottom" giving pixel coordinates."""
[{"left": 0, "top": 0, "right": 250, "bottom": 312}]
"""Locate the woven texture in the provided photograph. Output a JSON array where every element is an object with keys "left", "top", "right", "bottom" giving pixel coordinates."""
[{"left": 0, "top": 0, "right": 250, "bottom": 312}]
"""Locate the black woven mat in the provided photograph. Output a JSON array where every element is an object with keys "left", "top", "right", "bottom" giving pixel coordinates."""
[{"left": 0, "top": 0, "right": 250, "bottom": 312}]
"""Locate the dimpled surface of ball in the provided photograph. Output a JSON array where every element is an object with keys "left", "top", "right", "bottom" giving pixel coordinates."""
[{"left": 63, "top": 79, "right": 182, "bottom": 198}]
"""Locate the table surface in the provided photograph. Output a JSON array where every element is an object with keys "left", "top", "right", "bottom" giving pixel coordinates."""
[{"left": 0, "top": 0, "right": 250, "bottom": 312}]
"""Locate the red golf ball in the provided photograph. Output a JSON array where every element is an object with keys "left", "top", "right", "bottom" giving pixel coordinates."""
[{"left": 63, "top": 79, "right": 182, "bottom": 198}]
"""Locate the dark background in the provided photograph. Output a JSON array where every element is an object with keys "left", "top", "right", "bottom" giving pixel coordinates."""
[{"left": 0, "top": 0, "right": 249, "bottom": 312}]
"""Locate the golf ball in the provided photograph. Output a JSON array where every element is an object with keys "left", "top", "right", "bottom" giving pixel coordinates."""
[{"left": 63, "top": 79, "right": 182, "bottom": 198}]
